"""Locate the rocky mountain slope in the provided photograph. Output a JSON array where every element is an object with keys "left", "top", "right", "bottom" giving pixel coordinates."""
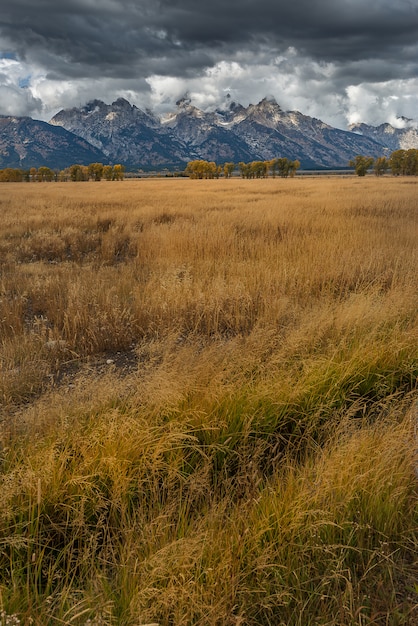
[
  {"left": 2, "top": 96, "right": 418, "bottom": 171},
  {"left": 216, "top": 97, "right": 386, "bottom": 169},
  {"left": 50, "top": 96, "right": 390, "bottom": 169},
  {"left": 50, "top": 98, "right": 189, "bottom": 167},
  {"left": 349, "top": 119, "right": 418, "bottom": 152},
  {"left": 0, "top": 115, "right": 108, "bottom": 169}
]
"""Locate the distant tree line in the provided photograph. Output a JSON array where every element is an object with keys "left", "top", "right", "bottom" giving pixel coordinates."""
[
  {"left": 349, "top": 149, "right": 418, "bottom": 176},
  {"left": 185, "top": 157, "right": 301, "bottom": 179},
  {"left": 0, "top": 163, "right": 125, "bottom": 182},
  {"left": 3, "top": 150, "right": 418, "bottom": 181}
]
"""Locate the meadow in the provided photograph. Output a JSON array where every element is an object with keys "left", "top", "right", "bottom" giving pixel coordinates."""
[{"left": 0, "top": 176, "right": 417, "bottom": 625}]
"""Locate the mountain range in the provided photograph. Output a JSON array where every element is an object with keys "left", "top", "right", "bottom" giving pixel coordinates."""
[{"left": 1, "top": 95, "right": 418, "bottom": 170}]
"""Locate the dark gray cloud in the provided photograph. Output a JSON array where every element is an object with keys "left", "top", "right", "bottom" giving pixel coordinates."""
[
  {"left": 2, "top": 0, "right": 418, "bottom": 77},
  {"left": 156, "top": 0, "right": 418, "bottom": 61},
  {"left": 1, "top": 0, "right": 418, "bottom": 126}
]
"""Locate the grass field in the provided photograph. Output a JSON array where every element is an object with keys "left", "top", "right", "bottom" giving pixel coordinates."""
[{"left": 0, "top": 177, "right": 417, "bottom": 625}]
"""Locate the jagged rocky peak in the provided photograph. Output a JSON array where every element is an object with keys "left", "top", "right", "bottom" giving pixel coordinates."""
[
  {"left": 51, "top": 99, "right": 107, "bottom": 124},
  {"left": 350, "top": 121, "right": 394, "bottom": 133},
  {"left": 397, "top": 115, "right": 414, "bottom": 126},
  {"left": 112, "top": 97, "right": 132, "bottom": 108},
  {"left": 256, "top": 96, "right": 283, "bottom": 114},
  {"left": 245, "top": 96, "right": 284, "bottom": 127},
  {"left": 83, "top": 99, "right": 107, "bottom": 113},
  {"left": 260, "top": 95, "right": 281, "bottom": 107},
  {"left": 80, "top": 97, "right": 133, "bottom": 113},
  {"left": 228, "top": 99, "right": 245, "bottom": 113},
  {"left": 110, "top": 97, "right": 151, "bottom": 117},
  {"left": 216, "top": 93, "right": 246, "bottom": 119},
  {"left": 107, "top": 97, "right": 157, "bottom": 123},
  {"left": 51, "top": 96, "right": 160, "bottom": 130},
  {"left": 169, "top": 94, "right": 207, "bottom": 122},
  {"left": 218, "top": 93, "right": 240, "bottom": 109},
  {"left": 176, "top": 94, "right": 193, "bottom": 109}
]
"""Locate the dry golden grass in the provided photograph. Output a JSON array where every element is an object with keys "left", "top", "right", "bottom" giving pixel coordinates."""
[{"left": 0, "top": 177, "right": 417, "bottom": 624}]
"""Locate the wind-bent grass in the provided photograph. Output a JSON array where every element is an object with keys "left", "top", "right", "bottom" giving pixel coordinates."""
[{"left": 0, "top": 177, "right": 417, "bottom": 624}]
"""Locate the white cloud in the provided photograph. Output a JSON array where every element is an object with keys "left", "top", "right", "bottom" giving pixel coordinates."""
[
  {"left": 146, "top": 56, "right": 352, "bottom": 127},
  {"left": 2, "top": 48, "right": 418, "bottom": 130},
  {"left": 345, "top": 79, "right": 418, "bottom": 127},
  {"left": 0, "top": 57, "right": 43, "bottom": 116},
  {"left": 1, "top": 0, "right": 418, "bottom": 129}
]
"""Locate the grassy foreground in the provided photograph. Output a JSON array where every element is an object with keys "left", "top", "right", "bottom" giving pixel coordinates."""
[{"left": 0, "top": 177, "right": 417, "bottom": 625}]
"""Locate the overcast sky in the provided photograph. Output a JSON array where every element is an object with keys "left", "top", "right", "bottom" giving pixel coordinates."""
[{"left": 1, "top": 0, "right": 418, "bottom": 129}]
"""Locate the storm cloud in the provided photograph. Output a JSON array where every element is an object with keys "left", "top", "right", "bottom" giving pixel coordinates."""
[{"left": 1, "top": 0, "right": 418, "bottom": 127}]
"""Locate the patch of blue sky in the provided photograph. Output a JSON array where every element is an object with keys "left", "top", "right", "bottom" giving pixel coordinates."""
[
  {"left": 18, "top": 76, "right": 31, "bottom": 88},
  {"left": 0, "top": 51, "right": 18, "bottom": 60}
]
